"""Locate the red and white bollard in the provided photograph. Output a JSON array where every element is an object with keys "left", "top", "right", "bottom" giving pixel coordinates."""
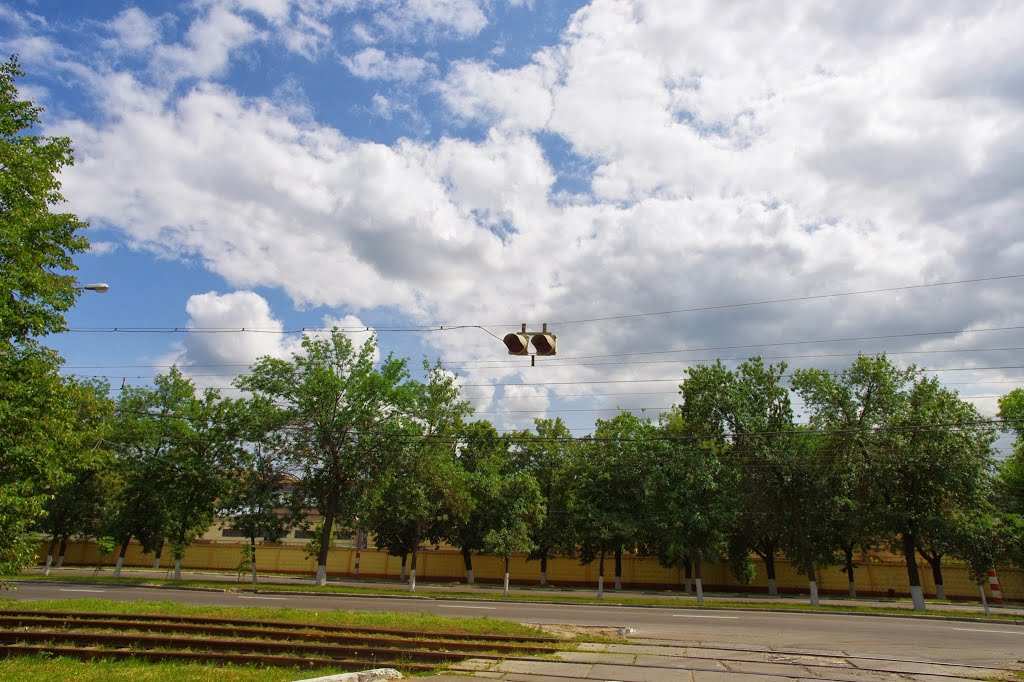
[{"left": 986, "top": 568, "right": 1003, "bottom": 605}]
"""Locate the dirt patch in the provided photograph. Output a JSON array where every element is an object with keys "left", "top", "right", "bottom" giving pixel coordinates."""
[{"left": 529, "top": 623, "right": 623, "bottom": 640}]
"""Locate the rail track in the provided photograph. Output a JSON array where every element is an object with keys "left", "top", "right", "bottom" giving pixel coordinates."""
[{"left": 0, "top": 609, "right": 563, "bottom": 673}]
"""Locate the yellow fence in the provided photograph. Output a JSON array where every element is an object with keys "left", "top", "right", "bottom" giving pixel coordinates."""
[{"left": 42, "top": 540, "right": 1021, "bottom": 601}]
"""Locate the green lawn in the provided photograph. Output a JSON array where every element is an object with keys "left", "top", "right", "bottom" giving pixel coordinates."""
[
  {"left": 0, "top": 655, "right": 351, "bottom": 682},
  {"left": 10, "top": 573, "right": 1023, "bottom": 622}
]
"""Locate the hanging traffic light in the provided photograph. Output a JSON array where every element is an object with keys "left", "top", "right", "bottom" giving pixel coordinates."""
[
  {"left": 531, "top": 323, "right": 556, "bottom": 356},
  {"left": 502, "top": 323, "right": 557, "bottom": 361},
  {"left": 503, "top": 331, "right": 530, "bottom": 355}
]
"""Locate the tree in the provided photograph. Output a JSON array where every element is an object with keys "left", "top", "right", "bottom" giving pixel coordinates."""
[
  {"left": 219, "top": 396, "right": 296, "bottom": 584},
  {"left": 647, "top": 412, "right": 737, "bottom": 605},
  {"left": 1, "top": 56, "right": 89, "bottom": 345},
  {"left": 997, "top": 389, "right": 1024, "bottom": 516},
  {"left": 236, "top": 330, "right": 412, "bottom": 585},
  {"left": 483, "top": 470, "right": 545, "bottom": 596},
  {"left": 39, "top": 379, "right": 115, "bottom": 574},
  {"left": 515, "top": 418, "right": 576, "bottom": 586},
  {"left": 445, "top": 419, "right": 510, "bottom": 584},
  {"left": 0, "top": 55, "right": 93, "bottom": 577},
  {"left": 568, "top": 414, "right": 654, "bottom": 598},
  {"left": 794, "top": 356, "right": 996, "bottom": 611}
]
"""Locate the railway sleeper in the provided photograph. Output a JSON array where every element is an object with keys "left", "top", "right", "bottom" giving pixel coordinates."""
[{"left": 0, "top": 615, "right": 559, "bottom": 655}]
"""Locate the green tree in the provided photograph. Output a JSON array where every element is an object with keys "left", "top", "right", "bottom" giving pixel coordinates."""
[
  {"left": 483, "top": 470, "right": 545, "bottom": 596},
  {"left": 0, "top": 56, "right": 93, "bottom": 577},
  {"left": 39, "top": 379, "right": 115, "bottom": 574},
  {"left": 236, "top": 330, "right": 412, "bottom": 585},
  {"left": 1, "top": 56, "right": 89, "bottom": 344},
  {"left": 568, "top": 413, "right": 653, "bottom": 598},
  {"left": 515, "top": 418, "right": 576, "bottom": 586},
  {"left": 648, "top": 412, "right": 738, "bottom": 605},
  {"left": 997, "top": 389, "right": 1024, "bottom": 516},
  {"left": 219, "top": 396, "right": 296, "bottom": 584},
  {"left": 445, "top": 419, "right": 509, "bottom": 584}
]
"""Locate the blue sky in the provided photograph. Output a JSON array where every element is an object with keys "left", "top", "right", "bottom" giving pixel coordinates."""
[{"left": 3, "top": 0, "right": 1023, "bottom": 443}]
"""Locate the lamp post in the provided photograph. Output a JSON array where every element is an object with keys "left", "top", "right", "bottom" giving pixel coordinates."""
[{"left": 76, "top": 282, "right": 110, "bottom": 293}]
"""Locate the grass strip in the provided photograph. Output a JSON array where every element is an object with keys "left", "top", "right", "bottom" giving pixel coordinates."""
[{"left": 11, "top": 574, "right": 1022, "bottom": 622}]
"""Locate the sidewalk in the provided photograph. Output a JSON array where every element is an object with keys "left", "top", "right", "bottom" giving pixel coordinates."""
[{"left": 26, "top": 566, "right": 1024, "bottom": 618}]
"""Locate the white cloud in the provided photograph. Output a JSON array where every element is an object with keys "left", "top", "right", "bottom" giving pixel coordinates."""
[
  {"left": 343, "top": 48, "right": 434, "bottom": 82},
  {"left": 34, "top": 0, "right": 1024, "bottom": 431},
  {"left": 371, "top": 0, "right": 488, "bottom": 40},
  {"left": 104, "top": 8, "right": 161, "bottom": 53}
]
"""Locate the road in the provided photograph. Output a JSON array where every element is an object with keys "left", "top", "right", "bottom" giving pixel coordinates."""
[{"left": 6, "top": 581, "right": 1023, "bottom": 670}]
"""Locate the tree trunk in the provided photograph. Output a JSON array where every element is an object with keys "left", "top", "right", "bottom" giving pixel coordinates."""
[
  {"left": 316, "top": 497, "right": 338, "bottom": 586},
  {"left": 153, "top": 539, "right": 164, "bottom": 569},
  {"left": 250, "top": 536, "right": 258, "bottom": 585},
  {"left": 174, "top": 559, "right": 182, "bottom": 581},
  {"left": 409, "top": 547, "right": 418, "bottom": 592},
  {"left": 806, "top": 559, "right": 819, "bottom": 606},
  {"left": 683, "top": 557, "right": 692, "bottom": 594},
  {"left": 400, "top": 554, "right": 407, "bottom": 582},
  {"left": 978, "top": 579, "right": 991, "bottom": 616},
  {"left": 540, "top": 554, "right": 548, "bottom": 586},
  {"left": 902, "top": 533, "right": 926, "bottom": 611},
  {"left": 113, "top": 540, "right": 130, "bottom": 578},
  {"left": 597, "top": 549, "right": 605, "bottom": 600},
  {"left": 44, "top": 536, "right": 57, "bottom": 576},
  {"left": 843, "top": 545, "right": 856, "bottom": 598},
  {"left": 765, "top": 552, "right": 778, "bottom": 596},
  {"left": 614, "top": 546, "right": 623, "bottom": 590},
  {"left": 462, "top": 546, "right": 474, "bottom": 584},
  {"left": 55, "top": 536, "right": 68, "bottom": 568},
  {"left": 919, "top": 549, "right": 946, "bottom": 600},
  {"left": 694, "top": 553, "right": 704, "bottom": 605},
  {"left": 503, "top": 556, "right": 510, "bottom": 597}
]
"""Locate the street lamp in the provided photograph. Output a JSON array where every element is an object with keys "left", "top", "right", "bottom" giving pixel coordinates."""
[{"left": 76, "top": 282, "right": 110, "bottom": 293}]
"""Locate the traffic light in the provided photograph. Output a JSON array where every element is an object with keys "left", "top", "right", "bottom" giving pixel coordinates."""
[
  {"left": 502, "top": 324, "right": 557, "bottom": 357},
  {"left": 503, "top": 332, "right": 530, "bottom": 355},
  {"left": 531, "top": 332, "right": 556, "bottom": 356}
]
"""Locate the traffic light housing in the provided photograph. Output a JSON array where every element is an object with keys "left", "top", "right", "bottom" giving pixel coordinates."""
[
  {"left": 531, "top": 332, "right": 556, "bottom": 356},
  {"left": 503, "top": 332, "right": 530, "bottom": 355}
]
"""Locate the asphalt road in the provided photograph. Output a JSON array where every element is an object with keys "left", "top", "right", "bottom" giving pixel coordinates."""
[{"left": 6, "top": 582, "right": 1023, "bottom": 670}]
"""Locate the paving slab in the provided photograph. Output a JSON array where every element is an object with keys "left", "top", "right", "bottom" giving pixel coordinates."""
[
  {"left": 556, "top": 651, "right": 636, "bottom": 664},
  {"left": 490, "top": 659, "right": 593, "bottom": 677},
  {"left": 588, "top": 662, "right": 699, "bottom": 681}
]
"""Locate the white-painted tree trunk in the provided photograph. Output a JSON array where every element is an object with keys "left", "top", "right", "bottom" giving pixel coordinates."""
[
  {"left": 767, "top": 578, "right": 777, "bottom": 596},
  {"left": 539, "top": 571, "right": 547, "bottom": 586},
  {"left": 695, "top": 578, "right": 704, "bottom": 605},
  {"left": 910, "top": 585, "right": 926, "bottom": 611},
  {"left": 251, "top": 562, "right": 258, "bottom": 585},
  {"left": 400, "top": 564, "right": 406, "bottom": 581},
  {"left": 615, "top": 576, "right": 622, "bottom": 590},
  {"left": 173, "top": 559, "right": 182, "bottom": 581},
  {"left": 315, "top": 565, "right": 327, "bottom": 586},
  {"left": 808, "top": 580, "right": 819, "bottom": 606},
  {"left": 848, "top": 581, "right": 856, "bottom": 598},
  {"left": 55, "top": 554, "right": 65, "bottom": 568},
  {"left": 113, "top": 557, "right": 124, "bottom": 578},
  {"left": 978, "top": 581, "right": 990, "bottom": 616},
  {"left": 43, "top": 555, "right": 53, "bottom": 576},
  {"left": 597, "top": 576, "right": 604, "bottom": 600},
  {"left": 409, "top": 569, "right": 416, "bottom": 592},
  {"left": 153, "top": 557, "right": 161, "bottom": 569},
  {"left": 684, "top": 577, "right": 691, "bottom": 594},
  {"left": 466, "top": 569, "right": 474, "bottom": 585},
  {"left": 503, "top": 572, "right": 510, "bottom": 597},
  {"left": 935, "top": 584, "right": 946, "bottom": 600}
]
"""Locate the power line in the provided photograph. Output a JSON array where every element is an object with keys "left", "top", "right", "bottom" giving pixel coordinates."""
[
  {"left": 540, "top": 273, "right": 1024, "bottom": 326},
  {"left": 59, "top": 274, "right": 1024, "bottom": 334}
]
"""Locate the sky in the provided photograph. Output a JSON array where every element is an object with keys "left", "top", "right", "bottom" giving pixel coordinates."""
[{"left": 3, "top": 0, "right": 1023, "bottom": 445}]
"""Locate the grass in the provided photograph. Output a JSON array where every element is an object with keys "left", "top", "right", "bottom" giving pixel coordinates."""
[
  {"left": 0, "top": 597, "right": 549, "bottom": 638},
  {"left": 0, "top": 654, "right": 352, "bottom": 682},
  {"left": 11, "top": 572, "right": 1023, "bottom": 622}
]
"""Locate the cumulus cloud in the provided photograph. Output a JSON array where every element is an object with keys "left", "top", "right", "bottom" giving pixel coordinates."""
[
  {"left": 26, "top": 0, "right": 1024, "bottom": 431},
  {"left": 343, "top": 48, "right": 434, "bottom": 82}
]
